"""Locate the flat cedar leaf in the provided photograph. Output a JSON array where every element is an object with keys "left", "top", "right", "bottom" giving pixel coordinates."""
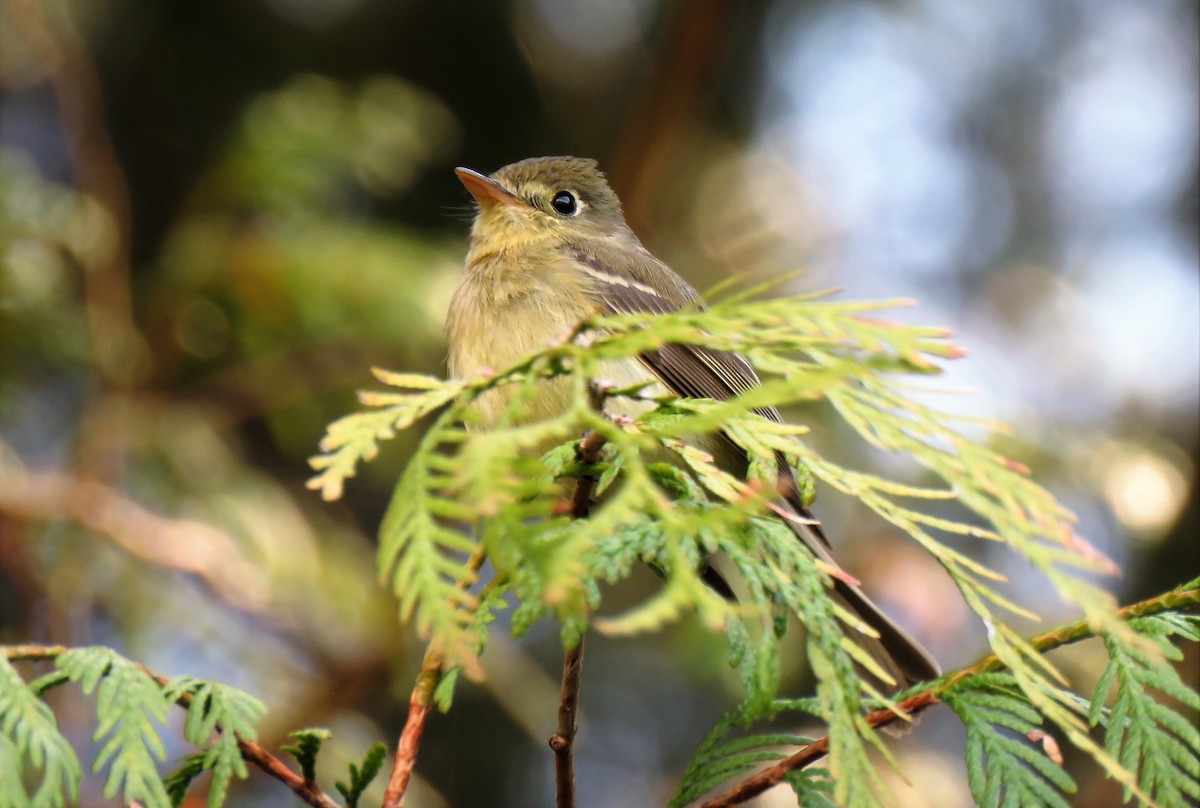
[
  {"left": 282, "top": 727, "right": 332, "bottom": 783},
  {"left": 375, "top": 412, "right": 486, "bottom": 675},
  {"left": 1092, "top": 615, "right": 1200, "bottom": 805},
  {"left": 22, "top": 651, "right": 272, "bottom": 808},
  {"left": 307, "top": 375, "right": 466, "bottom": 500},
  {"left": 0, "top": 656, "right": 82, "bottom": 807},
  {"left": 432, "top": 667, "right": 462, "bottom": 713},
  {"left": 945, "top": 674, "right": 1076, "bottom": 808},
  {"left": 335, "top": 741, "right": 387, "bottom": 808},
  {"left": 162, "top": 676, "right": 266, "bottom": 807},
  {"left": 55, "top": 647, "right": 112, "bottom": 694},
  {"left": 371, "top": 368, "right": 450, "bottom": 389},
  {"left": 57, "top": 648, "right": 172, "bottom": 808},
  {"left": 784, "top": 766, "right": 839, "bottom": 808},
  {"left": 163, "top": 752, "right": 207, "bottom": 808},
  {"left": 28, "top": 671, "right": 70, "bottom": 698},
  {"left": 0, "top": 732, "right": 33, "bottom": 808},
  {"left": 669, "top": 698, "right": 832, "bottom": 807}
]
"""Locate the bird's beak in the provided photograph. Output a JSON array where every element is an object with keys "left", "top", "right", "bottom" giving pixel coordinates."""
[{"left": 455, "top": 167, "right": 528, "bottom": 209}]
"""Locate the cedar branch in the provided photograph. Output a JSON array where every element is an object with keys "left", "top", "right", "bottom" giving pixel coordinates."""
[
  {"left": 3, "top": 645, "right": 340, "bottom": 808},
  {"left": 697, "top": 578, "right": 1200, "bottom": 807}
]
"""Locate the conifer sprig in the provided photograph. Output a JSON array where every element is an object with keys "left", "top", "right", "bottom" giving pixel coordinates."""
[{"left": 301, "top": 293, "right": 1195, "bottom": 807}]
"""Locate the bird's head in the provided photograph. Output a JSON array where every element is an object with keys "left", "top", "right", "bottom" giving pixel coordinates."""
[{"left": 456, "top": 156, "right": 633, "bottom": 255}]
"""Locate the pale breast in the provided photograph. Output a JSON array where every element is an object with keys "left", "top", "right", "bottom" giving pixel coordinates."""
[{"left": 447, "top": 263, "right": 592, "bottom": 427}]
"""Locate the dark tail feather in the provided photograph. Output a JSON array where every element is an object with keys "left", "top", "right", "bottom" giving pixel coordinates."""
[
  {"left": 700, "top": 561, "right": 738, "bottom": 601},
  {"left": 832, "top": 577, "right": 941, "bottom": 692},
  {"left": 782, "top": 507, "right": 940, "bottom": 695},
  {"left": 772, "top": 457, "right": 938, "bottom": 692}
]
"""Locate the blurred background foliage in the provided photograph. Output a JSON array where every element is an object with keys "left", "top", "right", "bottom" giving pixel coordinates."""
[{"left": 0, "top": 0, "right": 1195, "bottom": 806}]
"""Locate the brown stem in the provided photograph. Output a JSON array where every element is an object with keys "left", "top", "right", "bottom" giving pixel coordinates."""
[
  {"left": 4, "top": 645, "right": 340, "bottom": 808},
  {"left": 237, "top": 738, "right": 339, "bottom": 808},
  {"left": 380, "top": 647, "right": 441, "bottom": 808},
  {"left": 696, "top": 691, "right": 941, "bottom": 808},
  {"left": 550, "top": 640, "right": 586, "bottom": 808},
  {"left": 697, "top": 579, "right": 1200, "bottom": 807},
  {"left": 568, "top": 429, "right": 608, "bottom": 518},
  {"left": 153, "top": 670, "right": 340, "bottom": 808},
  {"left": 380, "top": 406, "right": 611, "bottom": 808},
  {"left": 381, "top": 545, "right": 490, "bottom": 808},
  {"left": 546, "top": 428, "right": 608, "bottom": 808}
]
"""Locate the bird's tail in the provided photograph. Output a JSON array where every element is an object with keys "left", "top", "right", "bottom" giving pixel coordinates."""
[
  {"left": 830, "top": 576, "right": 941, "bottom": 693},
  {"left": 784, "top": 512, "right": 940, "bottom": 695}
]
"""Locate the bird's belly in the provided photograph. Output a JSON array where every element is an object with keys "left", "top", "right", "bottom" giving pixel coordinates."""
[{"left": 448, "top": 286, "right": 578, "bottom": 425}]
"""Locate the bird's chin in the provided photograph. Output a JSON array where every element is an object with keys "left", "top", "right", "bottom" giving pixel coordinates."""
[{"left": 470, "top": 209, "right": 550, "bottom": 253}]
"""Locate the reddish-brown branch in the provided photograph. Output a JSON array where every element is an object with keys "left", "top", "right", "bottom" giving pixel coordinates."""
[
  {"left": 696, "top": 691, "right": 942, "bottom": 808},
  {"left": 381, "top": 648, "right": 442, "bottom": 808},
  {"left": 695, "top": 579, "right": 1200, "bottom": 807},
  {"left": 387, "top": 698, "right": 431, "bottom": 801},
  {"left": 567, "top": 430, "right": 608, "bottom": 518},
  {"left": 144, "top": 663, "right": 341, "bottom": 808},
  {"left": 237, "top": 738, "right": 340, "bottom": 808},
  {"left": 381, "top": 545, "right": 490, "bottom": 808}
]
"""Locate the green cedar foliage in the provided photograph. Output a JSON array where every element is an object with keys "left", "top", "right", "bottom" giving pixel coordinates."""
[
  {"left": 668, "top": 697, "right": 825, "bottom": 807},
  {"left": 309, "top": 291, "right": 1199, "bottom": 806},
  {"left": 283, "top": 727, "right": 332, "bottom": 784},
  {"left": 2, "top": 295, "right": 1196, "bottom": 806},
  {"left": 943, "top": 673, "right": 1077, "bottom": 807},
  {"left": 56, "top": 647, "right": 174, "bottom": 807},
  {"left": 0, "top": 656, "right": 81, "bottom": 807},
  {"left": 0, "top": 648, "right": 266, "bottom": 808},
  {"left": 334, "top": 742, "right": 387, "bottom": 808},
  {"left": 160, "top": 676, "right": 266, "bottom": 807},
  {"left": 1, "top": 645, "right": 400, "bottom": 807},
  {"left": 1090, "top": 614, "right": 1200, "bottom": 805}
]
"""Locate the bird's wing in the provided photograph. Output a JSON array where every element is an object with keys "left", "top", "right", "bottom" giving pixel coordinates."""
[
  {"left": 564, "top": 242, "right": 819, "bottom": 530},
  {"left": 563, "top": 240, "right": 942, "bottom": 687}
]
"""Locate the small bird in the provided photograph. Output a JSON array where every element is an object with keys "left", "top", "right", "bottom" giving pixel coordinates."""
[{"left": 448, "top": 156, "right": 940, "bottom": 692}]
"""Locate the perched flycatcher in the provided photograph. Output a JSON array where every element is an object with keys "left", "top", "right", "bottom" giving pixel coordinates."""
[{"left": 448, "top": 156, "right": 940, "bottom": 692}]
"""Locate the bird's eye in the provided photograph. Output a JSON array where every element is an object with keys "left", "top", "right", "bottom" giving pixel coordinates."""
[{"left": 551, "top": 191, "right": 578, "bottom": 216}]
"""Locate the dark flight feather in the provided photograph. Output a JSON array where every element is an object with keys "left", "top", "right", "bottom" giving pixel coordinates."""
[{"left": 565, "top": 240, "right": 941, "bottom": 690}]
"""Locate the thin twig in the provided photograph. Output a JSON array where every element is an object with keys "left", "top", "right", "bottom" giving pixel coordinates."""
[
  {"left": 547, "top": 428, "right": 609, "bottom": 808},
  {"left": 4, "top": 644, "right": 341, "bottom": 808},
  {"left": 379, "top": 650, "right": 442, "bottom": 808},
  {"left": 696, "top": 578, "right": 1200, "bottom": 807},
  {"left": 382, "top": 659, "right": 435, "bottom": 807},
  {"left": 383, "top": 392, "right": 610, "bottom": 808},
  {"left": 236, "top": 738, "right": 339, "bottom": 808},
  {"left": 567, "top": 429, "right": 608, "bottom": 521},
  {"left": 695, "top": 691, "right": 940, "bottom": 808},
  {"left": 381, "top": 544, "right": 489, "bottom": 808},
  {"left": 550, "top": 639, "right": 586, "bottom": 808}
]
